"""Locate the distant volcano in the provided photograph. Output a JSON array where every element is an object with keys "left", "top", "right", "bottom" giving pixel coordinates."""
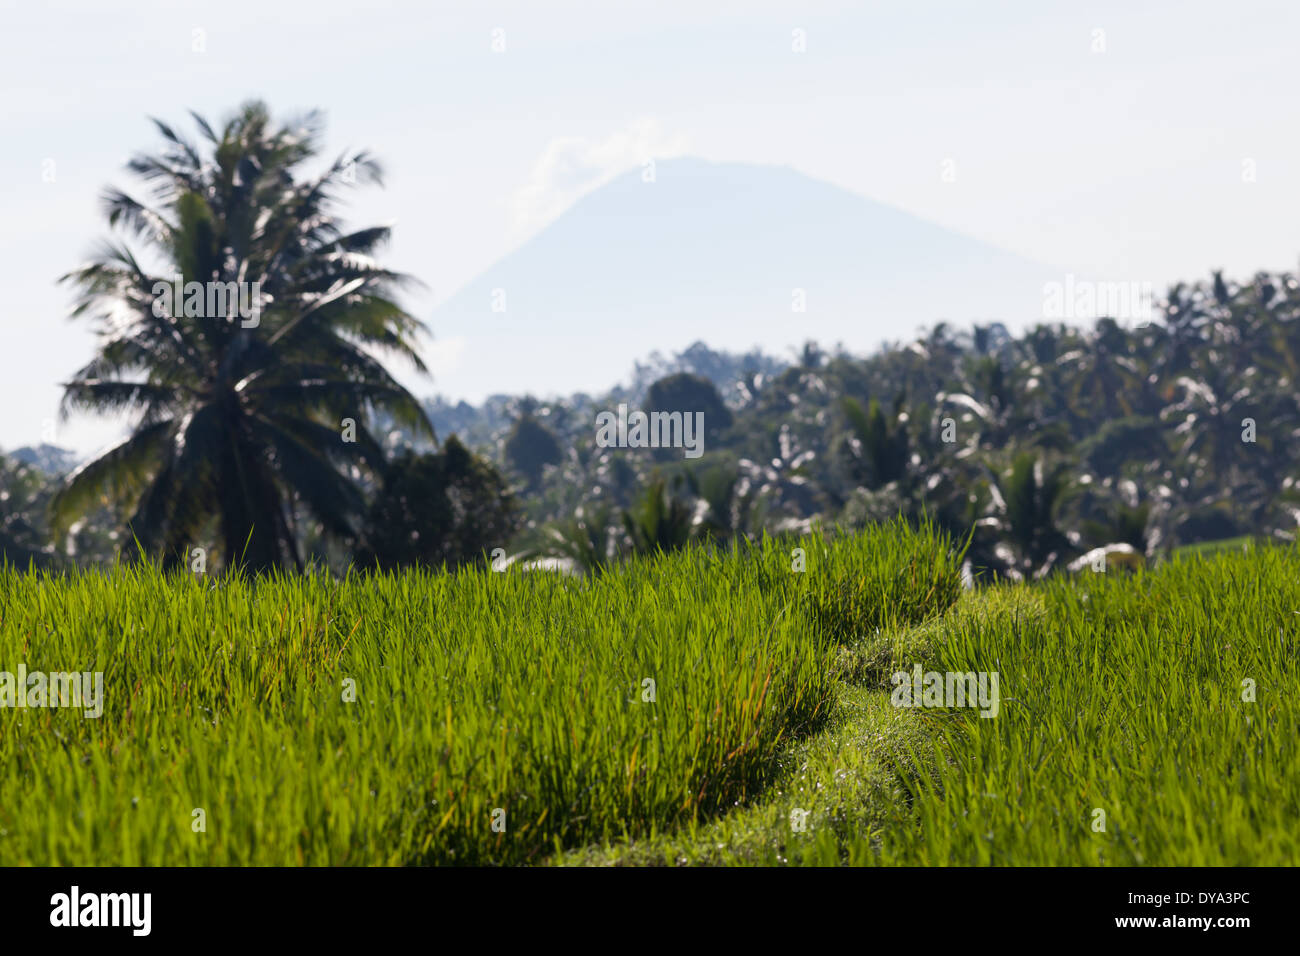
[{"left": 426, "top": 158, "right": 1061, "bottom": 401}]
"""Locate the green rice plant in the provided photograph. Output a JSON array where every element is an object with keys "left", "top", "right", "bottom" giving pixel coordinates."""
[
  {"left": 860, "top": 545, "right": 1300, "bottom": 865},
  {"left": 791, "top": 517, "right": 966, "bottom": 645},
  {"left": 0, "top": 518, "right": 961, "bottom": 866}
]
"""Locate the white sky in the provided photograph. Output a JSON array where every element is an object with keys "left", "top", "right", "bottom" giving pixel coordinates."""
[{"left": 2, "top": 0, "right": 1297, "bottom": 453}]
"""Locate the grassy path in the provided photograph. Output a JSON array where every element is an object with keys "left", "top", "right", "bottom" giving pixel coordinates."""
[
  {"left": 554, "top": 683, "right": 920, "bottom": 865},
  {"left": 554, "top": 589, "right": 1032, "bottom": 866},
  {"left": 559, "top": 549, "right": 1300, "bottom": 866}
]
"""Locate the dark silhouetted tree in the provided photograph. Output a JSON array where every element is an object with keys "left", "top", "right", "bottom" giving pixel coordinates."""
[
  {"left": 504, "top": 414, "right": 562, "bottom": 488},
  {"left": 354, "top": 436, "right": 517, "bottom": 570},
  {"left": 51, "top": 102, "right": 431, "bottom": 573}
]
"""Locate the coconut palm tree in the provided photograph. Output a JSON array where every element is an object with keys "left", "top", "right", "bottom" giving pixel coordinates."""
[
  {"left": 975, "top": 452, "right": 1073, "bottom": 580},
  {"left": 51, "top": 102, "right": 432, "bottom": 573},
  {"left": 1058, "top": 317, "right": 1144, "bottom": 424},
  {"left": 621, "top": 476, "right": 696, "bottom": 556},
  {"left": 838, "top": 395, "right": 910, "bottom": 490},
  {"left": 681, "top": 461, "right": 758, "bottom": 545},
  {"left": 517, "top": 503, "right": 618, "bottom": 575}
]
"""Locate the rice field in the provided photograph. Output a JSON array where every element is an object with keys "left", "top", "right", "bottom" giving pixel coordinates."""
[
  {"left": 0, "top": 519, "right": 958, "bottom": 865},
  {"left": 866, "top": 546, "right": 1300, "bottom": 865},
  {"left": 2, "top": 521, "right": 1294, "bottom": 866}
]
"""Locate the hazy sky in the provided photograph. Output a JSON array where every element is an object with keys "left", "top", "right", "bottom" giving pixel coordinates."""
[{"left": 3, "top": 0, "right": 1298, "bottom": 453}]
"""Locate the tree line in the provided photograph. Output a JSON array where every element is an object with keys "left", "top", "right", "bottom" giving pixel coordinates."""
[{"left": 1, "top": 102, "right": 1293, "bottom": 579}]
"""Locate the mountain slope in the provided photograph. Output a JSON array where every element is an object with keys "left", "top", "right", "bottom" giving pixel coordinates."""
[{"left": 427, "top": 158, "right": 1061, "bottom": 401}]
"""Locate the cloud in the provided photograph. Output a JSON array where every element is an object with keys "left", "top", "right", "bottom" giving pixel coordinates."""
[{"left": 510, "top": 118, "right": 689, "bottom": 239}]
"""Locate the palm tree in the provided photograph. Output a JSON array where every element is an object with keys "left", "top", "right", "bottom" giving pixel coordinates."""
[
  {"left": 520, "top": 476, "right": 700, "bottom": 574},
  {"left": 51, "top": 103, "right": 432, "bottom": 573},
  {"left": 839, "top": 395, "right": 910, "bottom": 490},
  {"left": 621, "top": 477, "right": 696, "bottom": 556},
  {"left": 516, "top": 502, "right": 617, "bottom": 576},
  {"left": 682, "top": 462, "right": 757, "bottom": 545},
  {"left": 976, "top": 452, "right": 1073, "bottom": 580},
  {"left": 1057, "top": 318, "right": 1144, "bottom": 425}
]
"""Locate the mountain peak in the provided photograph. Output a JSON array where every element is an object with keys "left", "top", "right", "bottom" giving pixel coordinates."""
[{"left": 427, "top": 160, "right": 1058, "bottom": 403}]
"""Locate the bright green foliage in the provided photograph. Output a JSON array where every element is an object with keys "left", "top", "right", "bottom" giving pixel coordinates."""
[
  {"left": 8, "top": 523, "right": 1288, "bottom": 868},
  {"left": 797, "top": 518, "right": 965, "bottom": 644},
  {"left": 868, "top": 546, "right": 1300, "bottom": 865},
  {"left": 0, "top": 520, "right": 959, "bottom": 865},
  {"left": 561, "top": 555, "right": 1300, "bottom": 867}
]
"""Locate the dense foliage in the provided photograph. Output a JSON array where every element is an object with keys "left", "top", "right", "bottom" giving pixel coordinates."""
[
  {"left": 427, "top": 269, "right": 1298, "bottom": 580},
  {"left": 0, "top": 102, "right": 1293, "bottom": 580},
  {"left": 0, "top": 520, "right": 961, "bottom": 865},
  {"left": 353, "top": 436, "right": 519, "bottom": 571},
  {"left": 46, "top": 102, "right": 433, "bottom": 574}
]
